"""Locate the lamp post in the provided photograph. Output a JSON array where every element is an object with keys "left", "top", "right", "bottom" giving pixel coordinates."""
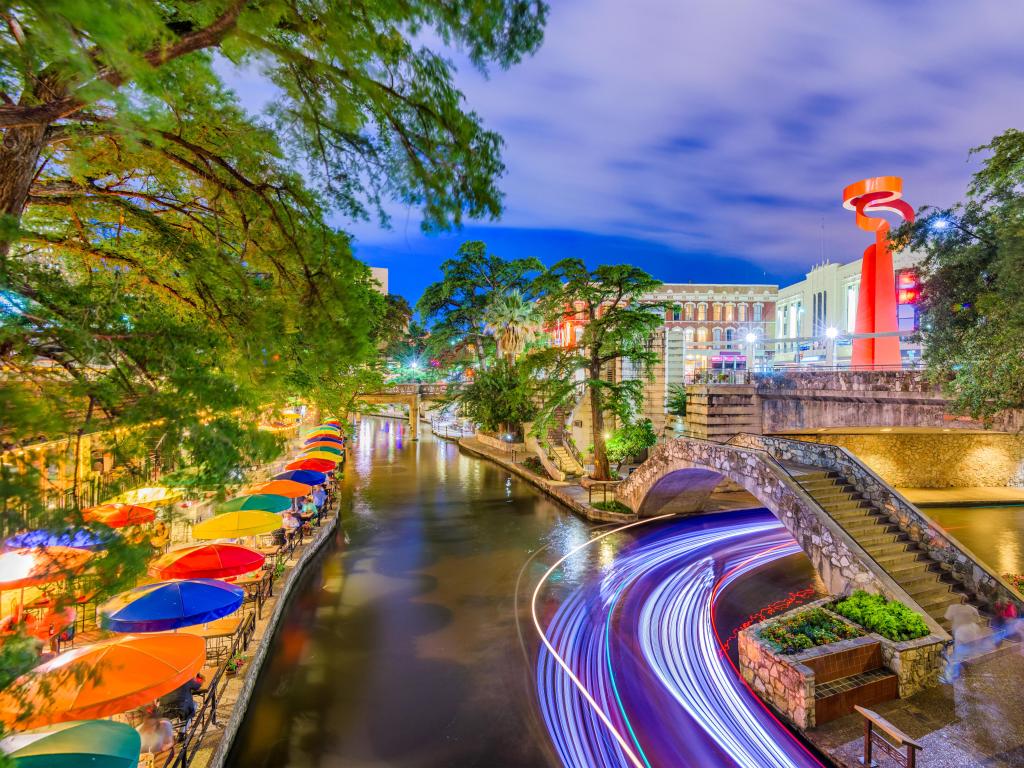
[
  {"left": 744, "top": 332, "right": 758, "bottom": 372},
  {"left": 825, "top": 326, "right": 838, "bottom": 369}
]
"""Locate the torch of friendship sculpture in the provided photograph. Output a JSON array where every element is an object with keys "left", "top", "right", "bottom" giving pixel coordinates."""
[{"left": 842, "top": 176, "right": 914, "bottom": 369}]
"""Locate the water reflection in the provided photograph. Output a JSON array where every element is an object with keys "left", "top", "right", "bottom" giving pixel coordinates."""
[{"left": 926, "top": 505, "right": 1024, "bottom": 576}]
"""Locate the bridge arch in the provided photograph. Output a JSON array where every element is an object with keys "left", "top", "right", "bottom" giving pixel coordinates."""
[{"left": 617, "top": 437, "right": 892, "bottom": 598}]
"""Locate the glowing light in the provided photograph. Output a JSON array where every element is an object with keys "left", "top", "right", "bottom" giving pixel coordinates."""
[
  {"left": 929, "top": 217, "right": 951, "bottom": 232},
  {"left": 825, "top": 326, "right": 838, "bottom": 340},
  {"left": 744, "top": 332, "right": 757, "bottom": 344}
]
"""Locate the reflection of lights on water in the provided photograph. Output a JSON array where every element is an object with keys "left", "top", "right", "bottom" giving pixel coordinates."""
[{"left": 506, "top": 477, "right": 512, "bottom": 498}]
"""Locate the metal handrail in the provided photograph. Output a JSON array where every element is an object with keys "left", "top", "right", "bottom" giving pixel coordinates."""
[
  {"left": 732, "top": 433, "right": 1024, "bottom": 610},
  {"left": 162, "top": 610, "right": 257, "bottom": 767}
]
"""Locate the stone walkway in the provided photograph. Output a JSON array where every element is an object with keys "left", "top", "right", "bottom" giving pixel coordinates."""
[{"left": 807, "top": 645, "right": 1024, "bottom": 767}]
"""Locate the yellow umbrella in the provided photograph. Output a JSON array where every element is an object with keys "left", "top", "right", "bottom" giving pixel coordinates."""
[
  {"left": 104, "top": 486, "right": 182, "bottom": 506},
  {"left": 298, "top": 451, "right": 340, "bottom": 464},
  {"left": 192, "top": 511, "right": 281, "bottom": 540}
]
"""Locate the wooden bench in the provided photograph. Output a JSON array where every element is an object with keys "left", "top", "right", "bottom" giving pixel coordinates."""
[{"left": 855, "top": 705, "right": 923, "bottom": 768}]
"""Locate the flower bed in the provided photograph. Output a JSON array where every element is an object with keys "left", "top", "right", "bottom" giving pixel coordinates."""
[
  {"left": 758, "top": 607, "right": 864, "bottom": 654},
  {"left": 832, "top": 590, "right": 929, "bottom": 642},
  {"left": 1004, "top": 573, "right": 1024, "bottom": 593}
]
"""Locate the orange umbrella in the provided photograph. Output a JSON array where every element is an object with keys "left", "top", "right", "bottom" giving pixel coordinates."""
[
  {"left": 83, "top": 503, "right": 156, "bottom": 528},
  {"left": 250, "top": 480, "right": 310, "bottom": 499},
  {"left": 0, "top": 633, "right": 205, "bottom": 728},
  {"left": 0, "top": 548, "right": 93, "bottom": 591},
  {"left": 303, "top": 441, "right": 345, "bottom": 452}
]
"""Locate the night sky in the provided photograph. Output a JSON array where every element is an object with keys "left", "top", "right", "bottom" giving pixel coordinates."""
[{"left": 224, "top": 1, "right": 1024, "bottom": 304}]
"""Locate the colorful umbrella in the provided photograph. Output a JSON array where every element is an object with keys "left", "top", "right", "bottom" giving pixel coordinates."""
[
  {"left": 82, "top": 503, "right": 155, "bottom": 528},
  {"left": 100, "top": 579, "right": 244, "bottom": 633},
  {"left": 149, "top": 543, "right": 265, "bottom": 580},
  {"left": 0, "top": 720, "right": 142, "bottom": 768},
  {"left": 298, "top": 454, "right": 340, "bottom": 466},
  {"left": 5, "top": 529, "right": 108, "bottom": 551},
  {"left": 272, "top": 469, "right": 327, "bottom": 486},
  {"left": 307, "top": 427, "right": 340, "bottom": 436},
  {"left": 304, "top": 435, "right": 344, "bottom": 446},
  {"left": 303, "top": 440, "right": 344, "bottom": 452},
  {"left": 251, "top": 480, "right": 310, "bottom": 499},
  {"left": 217, "top": 494, "right": 290, "bottom": 514},
  {"left": 284, "top": 458, "right": 336, "bottom": 473},
  {"left": 104, "top": 486, "right": 181, "bottom": 506},
  {"left": 0, "top": 634, "right": 206, "bottom": 728},
  {"left": 0, "top": 548, "right": 93, "bottom": 591},
  {"left": 302, "top": 444, "right": 343, "bottom": 456},
  {"left": 192, "top": 511, "right": 281, "bottom": 540}
]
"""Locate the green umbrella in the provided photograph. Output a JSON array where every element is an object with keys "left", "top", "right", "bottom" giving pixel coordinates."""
[
  {"left": 217, "top": 494, "right": 290, "bottom": 513},
  {"left": 0, "top": 720, "right": 141, "bottom": 768},
  {"left": 301, "top": 445, "right": 343, "bottom": 456}
]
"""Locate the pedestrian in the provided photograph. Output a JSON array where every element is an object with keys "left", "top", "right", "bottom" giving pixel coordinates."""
[
  {"left": 312, "top": 484, "right": 327, "bottom": 518},
  {"left": 942, "top": 602, "right": 988, "bottom": 682}
]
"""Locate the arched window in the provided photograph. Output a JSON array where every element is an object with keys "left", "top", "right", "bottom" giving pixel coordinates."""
[
  {"left": 726, "top": 328, "right": 734, "bottom": 342},
  {"left": 684, "top": 327, "right": 695, "bottom": 342},
  {"left": 697, "top": 303, "right": 707, "bottom": 322},
  {"left": 671, "top": 306, "right": 681, "bottom": 321},
  {"left": 712, "top": 303, "right": 722, "bottom": 322},
  {"left": 712, "top": 327, "right": 722, "bottom": 343},
  {"left": 684, "top": 303, "right": 695, "bottom": 321},
  {"left": 697, "top": 326, "right": 708, "bottom": 343},
  {"left": 724, "top": 303, "right": 734, "bottom": 323},
  {"left": 753, "top": 303, "right": 763, "bottom": 322},
  {"left": 738, "top": 303, "right": 747, "bottom": 322}
]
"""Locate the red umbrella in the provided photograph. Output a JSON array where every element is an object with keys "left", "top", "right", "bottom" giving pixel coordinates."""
[
  {"left": 149, "top": 543, "right": 265, "bottom": 580},
  {"left": 82, "top": 503, "right": 156, "bottom": 528},
  {"left": 285, "top": 458, "right": 336, "bottom": 472}
]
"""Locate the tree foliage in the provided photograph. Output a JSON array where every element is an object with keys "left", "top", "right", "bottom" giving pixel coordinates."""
[
  {"left": 903, "top": 128, "right": 1024, "bottom": 420},
  {"left": 605, "top": 418, "right": 657, "bottom": 471},
  {"left": 417, "top": 241, "right": 543, "bottom": 365},
  {"left": 483, "top": 289, "right": 541, "bottom": 361},
  {"left": 534, "top": 260, "right": 668, "bottom": 480},
  {"left": 666, "top": 383, "right": 687, "bottom": 418},
  {"left": 450, "top": 357, "right": 537, "bottom": 434}
]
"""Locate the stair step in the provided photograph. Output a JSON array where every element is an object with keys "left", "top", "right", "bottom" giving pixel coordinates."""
[
  {"left": 873, "top": 549, "right": 928, "bottom": 567},
  {"left": 861, "top": 540, "right": 913, "bottom": 557},
  {"left": 855, "top": 531, "right": 904, "bottom": 548},
  {"left": 813, "top": 667, "right": 897, "bottom": 701},
  {"left": 898, "top": 571, "right": 946, "bottom": 592},
  {"left": 905, "top": 582, "right": 954, "bottom": 603},
  {"left": 841, "top": 515, "right": 890, "bottom": 533},
  {"left": 829, "top": 507, "right": 879, "bottom": 522},
  {"left": 917, "top": 591, "right": 967, "bottom": 616}
]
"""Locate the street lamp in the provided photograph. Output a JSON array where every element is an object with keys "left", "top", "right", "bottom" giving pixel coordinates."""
[{"left": 744, "top": 332, "right": 758, "bottom": 372}]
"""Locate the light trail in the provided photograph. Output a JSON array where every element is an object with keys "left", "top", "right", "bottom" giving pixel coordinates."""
[{"left": 533, "top": 510, "right": 826, "bottom": 768}]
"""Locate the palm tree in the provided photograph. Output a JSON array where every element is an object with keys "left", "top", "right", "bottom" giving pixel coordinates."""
[{"left": 483, "top": 290, "right": 541, "bottom": 362}]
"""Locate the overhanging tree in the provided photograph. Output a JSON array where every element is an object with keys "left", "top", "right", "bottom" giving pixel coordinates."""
[
  {"left": 535, "top": 260, "right": 668, "bottom": 480},
  {"left": 903, "top": 128, "right": 1024, "bottom": 421}
]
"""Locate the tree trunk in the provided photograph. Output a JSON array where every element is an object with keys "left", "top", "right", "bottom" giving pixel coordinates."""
[
  {"left": 589, "top": 362, "right": 611, "bottom": 480},
  {"left": 0, "top": 123, "right": 47, "bottom": 258}
]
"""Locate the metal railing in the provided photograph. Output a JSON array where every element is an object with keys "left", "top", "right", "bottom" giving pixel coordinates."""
[
  {"left": 587, "top": 481, "right": 620, "bottom": 506},
  {"left": 162, "top": 610, "right": 258, "bottom": 768},
  {"left": 856, "top": 706, "right": 922, "bottom": 768}
]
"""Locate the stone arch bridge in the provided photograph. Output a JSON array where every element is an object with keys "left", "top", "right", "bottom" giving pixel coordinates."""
[
  {"left": 355, "top": 383, "right": 449, "bottom": 439},
  {"left": 615, "top": 434, "right": 1024, "bottom": 636}
]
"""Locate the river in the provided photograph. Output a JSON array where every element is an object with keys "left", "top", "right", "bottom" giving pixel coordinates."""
[{"left": 227, "top": 418, "right": 821, "bottom": 767}]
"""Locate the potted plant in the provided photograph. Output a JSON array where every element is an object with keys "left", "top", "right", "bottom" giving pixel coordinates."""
[{"left": 226, "top": 653, "right": 247, "bottom": 676}]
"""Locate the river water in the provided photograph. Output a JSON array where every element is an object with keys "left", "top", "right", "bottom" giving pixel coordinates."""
[{"left": 227, "top": 418, "right": 819, "bottom": 767}]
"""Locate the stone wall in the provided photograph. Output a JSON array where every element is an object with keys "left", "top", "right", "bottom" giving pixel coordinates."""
[
  {"left": 778, "top": 431, "right": 1024, "bottom": 488},
  {"left": 615, "top": 437, "right": 908, "bottom": 600},
  {"left": 879, "top": 634, "right": 945, "bottom": 698},
  {"left": 736, "top": 434, "right": 1024, "bottom": 613},
  {"left": 476, "top": 431, "right": 527, "bottom": 453},
  {"left": 739, "top": 628, "right": 815, "bottom": 728},
  {"left": 752, "top": 370, "right": 1024, "bottom": 435}
]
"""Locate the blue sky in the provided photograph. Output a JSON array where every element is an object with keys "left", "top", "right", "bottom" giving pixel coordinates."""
[{"left": 223, "top": 1, "right": 1024, "bottom": 304}]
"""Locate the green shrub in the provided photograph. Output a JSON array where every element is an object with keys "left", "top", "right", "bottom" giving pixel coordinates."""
[
  {"left": 759, "top": 608, "right": 863, "bottom": 654},
  {"left": 522, "top": 456, "right": 550, "bottom": 479},
  {"left": 592, "top": 500, "right": 632, "bottom": 515},
  {"left": 832, "top": 590, "right": 930, "bottom": 641}
]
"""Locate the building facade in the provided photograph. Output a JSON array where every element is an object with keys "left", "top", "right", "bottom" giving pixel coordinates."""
[{"left": 773, "top": 250, "right": 924, "bottom": 366}]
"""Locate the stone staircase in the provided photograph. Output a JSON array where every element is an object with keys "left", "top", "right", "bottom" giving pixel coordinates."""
[
  {"left": 549, "top": 443, "right": 585, "bottom": 476},
  {"left": 792, "top": 468, "right": 974, "bottom": 632}
]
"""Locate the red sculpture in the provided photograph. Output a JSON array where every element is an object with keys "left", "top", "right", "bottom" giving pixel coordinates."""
[{"left": 842, "top": 177, "right": 914, "bottom": 369}]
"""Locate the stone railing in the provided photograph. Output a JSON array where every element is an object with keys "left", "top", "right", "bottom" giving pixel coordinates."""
[{"left": 733, "top": 433, "right": 1024, "bottom": 612}]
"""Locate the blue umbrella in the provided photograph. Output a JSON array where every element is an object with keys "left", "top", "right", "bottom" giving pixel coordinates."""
[
  {"left": 304, "top": 435, "right": 344, "bottom": 446},
  {"left": 99, "top": 579, "right": 244, "bottom": 633},
  {"left": 272, "top": 469, "right": 327, "bottom": 486},
  {"left": 5, "top": 528, "right": 110, "bottom": 551}
]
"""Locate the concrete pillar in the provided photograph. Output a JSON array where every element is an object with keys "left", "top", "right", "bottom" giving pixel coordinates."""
[{"left": 409, "top": 395, "right": 419, "bottom": 440}]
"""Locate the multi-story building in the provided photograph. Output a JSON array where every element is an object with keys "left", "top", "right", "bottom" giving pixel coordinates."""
[
  {"left": 622, "top": 282, "right": 778, "bottom": 434},
  {"left": 773, "top": 250, "right": 924, "bottom": 366}
]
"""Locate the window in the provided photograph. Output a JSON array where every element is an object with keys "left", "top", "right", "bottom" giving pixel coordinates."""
[
  {"left": 712, "top": 327, "right": 722, "bottom": 343},
  {"left": 672, "top": 307, "right": 681, "bottom": 321},
  {"left": 685, "top": 303, "right": 695, "bottom": 321},
  {"left": 697, "top": 326, "right": 708, "bottom": 343},
  {"left": 725, "top": 328, "right": 734, "bottom": 347},
  {"left": 845, "top": 284, "right": 858, "bottom": 332},
  {"left": 712, "top": 303, "right": 722, "bottom": 322},
  {"left": 753, "top": 303, "right": 762, "bottom": 322},
  {"left": 738, "top": 303, "right": 747, "bottom": 322},
  {"left": 725, "top": 303, "right": 734, "bottom": 323},
  {"left": 684, "top": 327, "right": 695, "bottom": 342},
  {"left": 697, "top": 303, "right": 707, "bottom": 321}
]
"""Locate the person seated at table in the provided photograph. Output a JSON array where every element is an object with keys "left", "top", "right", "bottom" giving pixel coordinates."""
[
  {"left": 301, "top": 495, "right": 319, "bottom": 525},
  {"left": 312, "top": 484, "right": 327, "bottom": 516},
  {"left": 138, "top": 704, "right": 175, "bottom": 755},
  {"left": 157, "top": 673, "right": 204, "bottom": 723}
]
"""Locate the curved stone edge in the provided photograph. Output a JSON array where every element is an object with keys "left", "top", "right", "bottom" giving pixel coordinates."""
[
  {"left": 456, "top": 438, "right": 635, "bottom": 524},
  {"left": 208, "top": 513, "right": 340, "bottom": 768}
]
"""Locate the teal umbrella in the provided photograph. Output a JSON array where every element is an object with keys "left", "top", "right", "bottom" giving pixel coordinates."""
[
  {"left": 217, "top": 494, "right": 290, "bottom": 513},
  {"left": 0, "top": 720, "right": 141, "bottom": 768}
]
